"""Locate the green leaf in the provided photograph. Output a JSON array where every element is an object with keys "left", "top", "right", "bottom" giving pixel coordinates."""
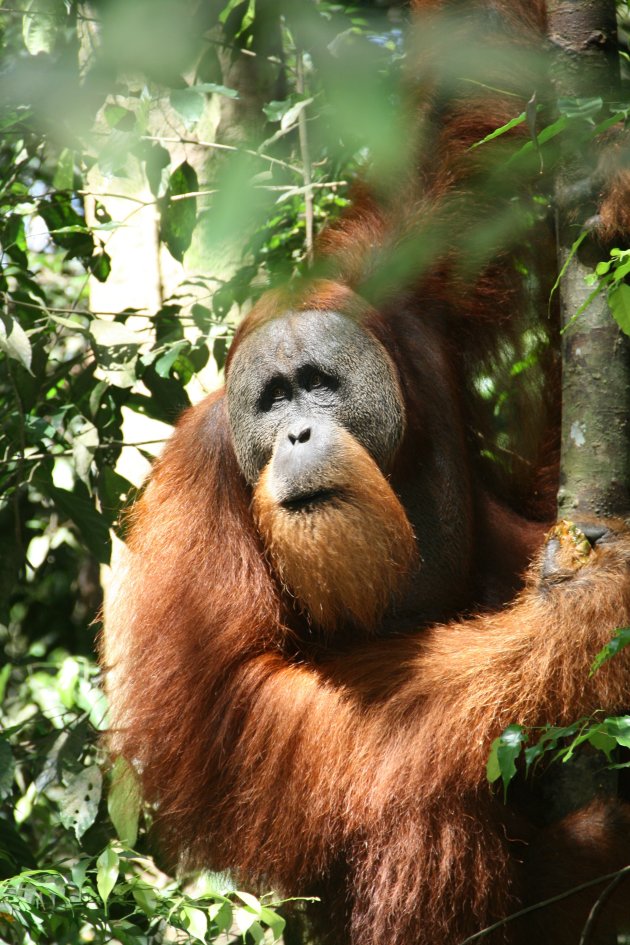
[
  {"left": 234, "top": 906, "right": 258, "bottom": 935},
  {"left": 160, "top": 161, "right": 198, "bottom": 262},
  {"left": 155, "top": 340, "right": 189, "bottom": 377},
  {"left": 71, "top": 859, "right": 90, "bottom": 890},
  {"left": 609, "top": 284, "right": 630, "bottom": 336},
  {"left": 34, "top": 723, "right": 90, "bottom": 792},
  {"left": 99, "top": 468, "right": 134, "bottom": 525},
  {"left": 210, "top": 900, "right": 233, "bottom": 932},
  {"left": 58, "top": 765, "right": 103, "bottom": 840},
  {"left": 591, "top": 627, "right": 630, "bottom": 674},
  {"left": 90, "top": 250, "right": 112, "bottom": 283},
  {"left": 170, "top": 89, "right": 206, "bottom": 129},
  {"left": 132, "top": 883, "right": 159, "bottom": 916},
  {"left": 107, "top": 757, "right": 140, "bottom": 847},
  {"left": 263, "top": 99, "right": 292, "bottom": 122},
  {"left": 35, "top": 477, "right": 111, "bottom": 564},
  {"left": 548, "top": 230, "right": 588, "bottom": 314},
  {"left": 104, "top": 105, "right": 134, "bottom": 129},
  {"left": 280, "top": 98, "right": 313, "bottom": 132},
  {"left": 192, "top": 82, "right": 239, "bottom": 99},
  {"left": 604, "top": 715, "right": 630, "bottom": 749},
  {"left": 182, "top": 906, "right": 208, "bottom": 942},
  {"left": 486, "top": 724, "right": 525, "bottom": 797},
  {"left": 52, "top": 148, "right": 74, "bottom": 191},
  {"left": 557, "top": 96, "right": 603, "bottom": 120},
  {"left": 75, "top": 678, "right": 109, "bottom": 730},
  {"left": 39, "top": 195, "right": 94, "bottom": 260},
  {"left": 96, "top": 845, "right": 120, "bottom": 906},
  {"left": 23, "top": 0, "right": 63, "bottom": 55},
  {"left": 0, "top": 313, "right": 33, "bottom": 372},
  {"left": 236, "top": 890, "right": 262, "bottom": 912},
  {"left": 470, "top": 110, "right": 526, "bottom": 150},
  {"left": 259, "top": 906, "right": 286, "bottom": 940},
  {"left": 0, "top": 737, "right": 15, "bottom": 802},
  {"left": 90, "top": 318, "right": 140, "bottom": 348},
  {"left": 587, "top": 726, "right": 617, "bottom": 760},
  {"left": 248, "top": 921, "right": 265, "bottom": 944},
  {"left": 0, "top": 663, "right": 11, "bottom": 704},
  {"left": 141, "top": 142, "right": 171, "bottom": 198}
]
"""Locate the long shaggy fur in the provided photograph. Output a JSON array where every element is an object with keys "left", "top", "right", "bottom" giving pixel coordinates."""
[
  {"left": 253, "top": 431, "right": 417, "bottom": 633},
  {"left": 104, "top": 405, "right": 630, "bottom": 944},
  {"left": 103, "top": 2, "right": 630, "bottom": 944}
]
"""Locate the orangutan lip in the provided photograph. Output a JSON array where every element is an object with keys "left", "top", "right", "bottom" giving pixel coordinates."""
[{"left": 282, "top": 489, "right": 338, "bottom": 512}]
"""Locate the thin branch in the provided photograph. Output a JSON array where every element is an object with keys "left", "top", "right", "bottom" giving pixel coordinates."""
[
  {"left": 78, "top": 190, "right": 152, "bottom": 206},
  {"left": 0, "top": 294, "right": 224, "bottom": 327},
  {"left": 458, "top": 865, "right": 630, "bottom": 944},
  {"left": 579, "top": 867, "right": 630, "bottom": 945},
  {"left": 296, "top": 51, "right": 314, "bottom": 262},
  {"left": 140, "top": 135, "right": 302, "bottom": 175},
  {"left": 204, "top": 35, "right": 284, "bottom": 69},
  {"left": 0, "top": 440, "right": 170, "bottom": 468},
  {"left": 79, "top": 181, "right": 347, "bottom": 206}
]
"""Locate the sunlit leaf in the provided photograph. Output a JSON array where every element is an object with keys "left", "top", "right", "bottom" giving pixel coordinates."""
[
  {"left": 486, "top": 724, "right": 526, "bottom": 796},
  {"left": 280, "top": 97, "right": 313, "bottom": 131},
  {"left": 52, "top": 148, "right": 74, "bottom": 191},
  {"left": 170, "top": 89, "right": 205, "bottom": 129},
  {"left": 604, "top": 715, "right": 630, "bottom": 749},
  {"left": 183, "top": 906, "right": 208, "bottom": 942},
  {"left": 39, "top": 195, "right": 94, "bottom": 259},
  {"left": 0, "top": 314, "right": 32, "bottom": 373},
  {"left": 58, "top": 766, "right": 103, "bottom": 840},
  {"left": 34, "top": 477, "right": 111, "bottom": 564},
  {"left": 96, "top": 845, "right": 119, "bottom": 905},
  {"left": 107, "top": 757, "right": 140, "bottom": 847},
  {"left": 609, "top": 284, "right": 630, "bottom": 336},
  {"left": 259, "top": 905, "right": 286, "bottom": 940},
  {"left": 591, "top": 627, "right": 630, "bottom": 674},
  {"left": 90, "top": 318, "right": 140, "bottom": 347},
  {"left": 234, "top": 906, "right": 258, "bottom": 934},
  {"left": 22, "top": 0, "right": 63, "bottom": 55},
  {"left": 0, "top": 738, "right": 15, "bottom": 802}
]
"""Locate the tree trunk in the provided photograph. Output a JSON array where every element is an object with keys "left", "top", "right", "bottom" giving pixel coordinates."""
[{"left": 548, "top": 0, "right": 630, "bottom": 520}]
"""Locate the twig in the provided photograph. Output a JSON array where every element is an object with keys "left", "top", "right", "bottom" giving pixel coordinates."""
[
  {"left": 458, "top": 865, "right": 630, "bottom": 944},
  {"left": 0, "top": 440, "right": 170, "bottom": 467},
  {"left": 579, "top": 867, "right": 630, "bottom": 945},
  {"left": 140, "top": 135, "right": 302, "bottom": 175},
  {"left": 295, "top": 51, "right": 314, "bottom": 262}
]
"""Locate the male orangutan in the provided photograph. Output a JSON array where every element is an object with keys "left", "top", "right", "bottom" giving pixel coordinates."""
[{"left": 102, "top": 0, "right": 630, "bottom": 943}]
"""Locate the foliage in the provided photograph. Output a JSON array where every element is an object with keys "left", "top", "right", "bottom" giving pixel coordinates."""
[
  {"left": 487, "top": 629, "right": 630, "bottom": 796},
  {"left": 0, "top": 1, "right": 404, "bottom": 939},
  {"left": 1, "top": 0, "right": 630, "bottom": 941}
]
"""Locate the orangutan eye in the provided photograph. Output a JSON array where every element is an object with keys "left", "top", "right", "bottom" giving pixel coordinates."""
[
  {"left": 270, "top": 385, "right": 287, "bottom": 401},
  {"left": 260, "top": 378, "right": 291, "bottom": 411},
  {"left": 308, "top": 371, "right": 324, "bottom": 389},
  {"left": 304, "top": 369, "right": 336, "bottom": 393}
]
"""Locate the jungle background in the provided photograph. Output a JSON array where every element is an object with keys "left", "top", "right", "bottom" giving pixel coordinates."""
[{"left": 1, "top": 1, "right": 630, "bottom": 942}]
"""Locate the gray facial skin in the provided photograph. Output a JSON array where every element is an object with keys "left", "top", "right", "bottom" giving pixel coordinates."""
[{"left": 226, "top": 310, "right": 406, "bottom": 491}]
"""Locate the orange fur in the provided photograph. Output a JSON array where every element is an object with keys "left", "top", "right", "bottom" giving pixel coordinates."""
[
  {"left": 104, "top": 413, "right": 630, "bottom": 944},
  {"left": 102, "top": 2, "right": 630, "bottom": 943},
  {"left": 253, "top": 431, "right": 416, "bottom": 633}
]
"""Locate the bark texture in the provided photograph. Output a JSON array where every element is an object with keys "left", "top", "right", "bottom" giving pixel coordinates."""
[{"left": 549, "top": 0, "right": 630, "bottom": 519}]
